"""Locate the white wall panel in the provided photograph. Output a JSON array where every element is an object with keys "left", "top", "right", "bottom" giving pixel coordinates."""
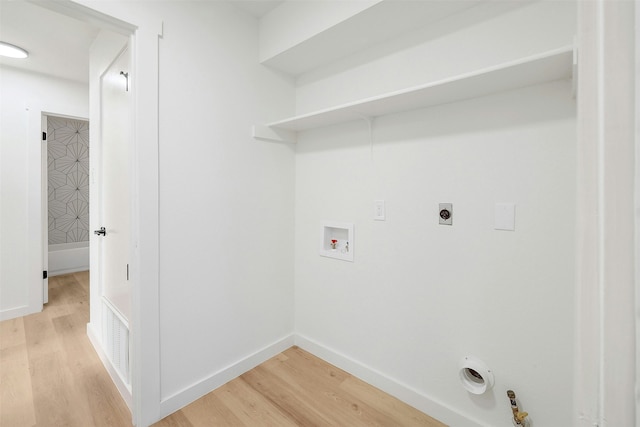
[
  {"left": 0, "top": 66, "right": 87, "bottom": 319},
  {"left": 154, "top": 0, "right": 296, "bottom": 403}
]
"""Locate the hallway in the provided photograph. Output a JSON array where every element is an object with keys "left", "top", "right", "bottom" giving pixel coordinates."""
[
  {"left": 0, "top": 272, "right": 132, "bottom": 426},
  {"left": 1, "top": 271, "right": 445, "bottom": 426}
]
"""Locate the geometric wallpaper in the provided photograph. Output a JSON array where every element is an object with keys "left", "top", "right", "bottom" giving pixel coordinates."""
[{"left": 47, "top": 116, "right": 90, "bottom": 244}]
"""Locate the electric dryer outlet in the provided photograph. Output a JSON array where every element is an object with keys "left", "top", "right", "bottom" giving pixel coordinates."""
[{"left": 439, "top": 203, "right": 453, "bottom": 225}]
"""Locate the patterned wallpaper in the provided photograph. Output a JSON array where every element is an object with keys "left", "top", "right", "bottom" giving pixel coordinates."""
[{"left": 48, "top": 117, "right": 90, "bottom": 245}]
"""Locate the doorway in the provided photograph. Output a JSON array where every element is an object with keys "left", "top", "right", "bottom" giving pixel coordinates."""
[
  {"left": 44, "top": 115, "right": 91, "bottom": 298},
  {"left": 25, "top": 1, "right": 135, "bottom": 416},
  {"left": 19, "top": 1, "right": 162, "bottom": 424}
]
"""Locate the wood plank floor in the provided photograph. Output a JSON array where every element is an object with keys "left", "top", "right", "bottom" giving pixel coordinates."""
[
  {"left": 0, "top": 271, "right": 133, "bottom": 427},
  {"left": 1, "top": 271, "right": 446, "bottom": 427},
  {"left": 153, "top": 346, "right": 447, "bottom": 427}
]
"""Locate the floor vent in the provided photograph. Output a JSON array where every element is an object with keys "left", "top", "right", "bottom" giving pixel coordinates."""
[{"left": 102, "top": 301, "right": 130, "bottom": 385}]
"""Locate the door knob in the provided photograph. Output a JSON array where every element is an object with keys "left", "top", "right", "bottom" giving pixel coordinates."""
[{"left": 94, "top": 227, "right": 106, "bottom": 236}]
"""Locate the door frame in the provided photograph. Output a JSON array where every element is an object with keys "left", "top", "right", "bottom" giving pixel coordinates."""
[
  {"left": 40, "top": 112, "right": 91, "bottom": 305},
  {"left": 635, "top": 3, "right": 639, "bottom": 425},
  {"left": 26, "top": 1, "right": 162, "bottom": 425},
  {"left": 27, "top": 104, "right": 89, "bottom": 314}
]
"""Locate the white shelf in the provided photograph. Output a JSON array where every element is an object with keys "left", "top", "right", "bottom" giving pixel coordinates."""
[
  {"left": 260, "top": 0, "right": 484, "bottom": 76},
  {"left": 253, "top": 45, "right": 575, "bottom": 143}
]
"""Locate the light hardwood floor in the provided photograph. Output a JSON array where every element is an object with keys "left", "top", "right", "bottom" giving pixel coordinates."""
[
  {"left": 153, "top": 346, "right": 446, "bottom": 427},
  {"left": 1, "top": 272, "right": 446, "bottom": 427},
  {"left": 0, "top": 271, "right": 132, "bottom": 427}
]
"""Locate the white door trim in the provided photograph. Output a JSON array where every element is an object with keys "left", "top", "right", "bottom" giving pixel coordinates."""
[
  {"left": 27, "top": 1, "right": 162, "bottom": 425},
  {"left": 575, "top": 1, "right": 637, "bottom": 426},
  {"left": 41, "top": 114, "right": 48, "bottom": 305},
  {"left": 635, "top": 2, "right": 640, "bottom": 425},
  {"left": 27, "top": 104, "right": 90, "bottom": 315},
  {"left": 41, "top": 112, "right": 91, "bottom": 304}
]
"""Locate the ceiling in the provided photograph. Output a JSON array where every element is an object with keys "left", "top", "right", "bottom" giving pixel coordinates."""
[
  {"left": 233, "top": 0, "right": 283, "bottom": 18},
  {"left": 0, "top": 1, "right": 99, "bottom": 83},
  {"left": 0, "top": 0, "right": 283, "bottom": 84}
]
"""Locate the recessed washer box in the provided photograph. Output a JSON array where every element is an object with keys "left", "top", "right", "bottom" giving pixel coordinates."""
[{"left": 319, "top": 221, "right": 354, "bottom": 262}]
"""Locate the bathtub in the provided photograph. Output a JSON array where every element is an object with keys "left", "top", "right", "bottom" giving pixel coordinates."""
[{"left": 48, "top": 241, "right": 89, "bottom": 276}]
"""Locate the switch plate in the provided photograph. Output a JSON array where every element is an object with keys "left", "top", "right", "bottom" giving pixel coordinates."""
[
  {"left": 495, "top": 203, "right": 515, "bottom": 231},
  {"left": 374, "top": 200, "right": 385, "bottom": 221},
  {"left": 439, "top": 203, "right": 453, "bottom": 225}
]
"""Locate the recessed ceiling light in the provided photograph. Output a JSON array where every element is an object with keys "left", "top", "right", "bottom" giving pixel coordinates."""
[{"left": 0, "top": 41, "right": 29, "bottom": 59}]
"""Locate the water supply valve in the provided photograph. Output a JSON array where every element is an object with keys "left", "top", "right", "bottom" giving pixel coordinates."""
[{"left": 507, "top": 390, "right": 530, "bottom": 427}]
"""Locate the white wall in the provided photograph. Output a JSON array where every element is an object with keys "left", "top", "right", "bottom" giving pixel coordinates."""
[
  {"left": 78, "top": 0, "right": 297, "bottom": 419},
  {"left": 293, "top": 3, "right": 577, "bottom": 426},
  {"left": 259, "top": 0, "right": 380, "bottom": 62},
  {"left": 0, "top": 66, "right": 88, "bottom": 320},
  {"left": 154, "top": 1, "right": 296, "bottom": 408},
  {"left": 294, "top": 82, "right": 576, "bottom": 427}
]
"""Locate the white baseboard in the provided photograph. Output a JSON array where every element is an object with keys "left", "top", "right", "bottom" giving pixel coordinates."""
[
  {"left": 158, "top": 334, "right": 295, "bottom": 420},
  {"left": 0, "top": 304, "right": 39, "bottom": 322},
  {"left": 49, "top": 266, "right": 89, "bottom": 276},
  {"left": 135, "top": 333, "right": 485, "bottom": 426},
  {"left": 48, "top": 245, "right": 89, "bottom": 277},
  {"left": 87, "top": 322, "right": 133, "bottom": 412},
  {"left": 294, "top": 334, "right": 484, "bottom": 427}
]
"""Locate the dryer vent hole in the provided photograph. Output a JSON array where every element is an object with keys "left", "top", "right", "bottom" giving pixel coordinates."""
[{"left": 464, "top": 368, "right": 485, "bottom": 385}]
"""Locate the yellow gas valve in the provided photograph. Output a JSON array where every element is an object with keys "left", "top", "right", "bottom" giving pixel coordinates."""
[{"left": 516, "top": 411, "right": 529, "bottom": 423}]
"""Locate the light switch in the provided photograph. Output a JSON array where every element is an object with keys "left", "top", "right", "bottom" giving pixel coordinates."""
[
  {"left": 374, "top": 200, "right": 385, "bottom": 221},
  {"left": 495, "top": 203, "right": 515, "bottom": 231}
]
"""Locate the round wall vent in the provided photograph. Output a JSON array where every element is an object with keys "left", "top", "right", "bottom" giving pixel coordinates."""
[{"left": 459, "top": 356, "right": 494, "bottom": 394}]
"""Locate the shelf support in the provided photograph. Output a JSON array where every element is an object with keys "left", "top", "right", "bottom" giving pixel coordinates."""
[
  {"left": 354, "top": 114, "right": 375, "bottom": 159},
  {"left": 252, "top": 125, "right": 297, "bottom": 144}
]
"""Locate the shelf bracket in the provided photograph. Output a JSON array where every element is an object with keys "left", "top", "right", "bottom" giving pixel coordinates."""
[
  {"left": 252, "top": 125, "right": 297, "bottom": 144},
  {"left": 354, "top": 114, "right": 375, "bottom": 159}
]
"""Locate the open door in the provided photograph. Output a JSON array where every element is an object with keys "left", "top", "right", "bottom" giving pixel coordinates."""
[
  {"left": 87, "top": 38, "right": 133, "bottom": 410},
  {"left": 97, "top": 46, "right": 132, "bottom": 323}
]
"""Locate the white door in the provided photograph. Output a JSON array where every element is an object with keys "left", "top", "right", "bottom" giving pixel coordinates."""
[{"left": 98, "top": 47, "right": 131, "bottom": 322}]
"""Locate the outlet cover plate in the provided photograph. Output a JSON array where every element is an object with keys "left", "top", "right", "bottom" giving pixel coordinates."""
[
  {"left": 439, "top": 203, "right": 453, "bottom": 225},
  {"left": 374, "top": 200, "right": 385, "bottom": 221}
]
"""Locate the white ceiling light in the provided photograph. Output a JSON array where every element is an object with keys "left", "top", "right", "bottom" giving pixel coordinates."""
[{"left": 0, "top": 41, "right": 29, "bottom": 59}]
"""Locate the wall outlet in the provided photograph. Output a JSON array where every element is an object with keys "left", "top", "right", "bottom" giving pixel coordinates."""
[{"left": 439, "top": 203, "right": 453, "bottom": 225}]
